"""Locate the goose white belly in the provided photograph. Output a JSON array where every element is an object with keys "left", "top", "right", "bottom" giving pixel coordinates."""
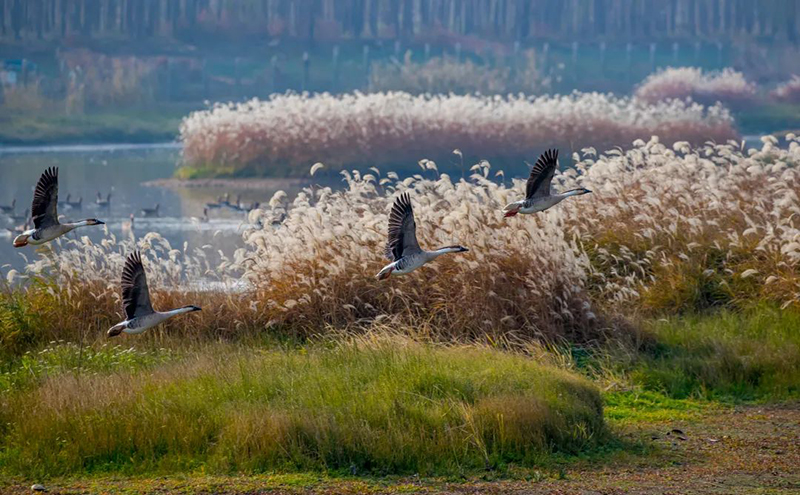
[
  {"left": 392, "top": 252, "right": 430, "bottom": 274},
  {"left": 29, "top": 225, "right": 75, "bottom": 244},
  {"left": 518, "top": 196, "right": 565, "bottom": 214},
  {"left": 124, "top": 313, "right": 171, "bottom": 334}
]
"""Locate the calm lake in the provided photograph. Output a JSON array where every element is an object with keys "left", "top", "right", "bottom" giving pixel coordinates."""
[{"left": 0, "top": 143, "right": 308, "bottom": 273}]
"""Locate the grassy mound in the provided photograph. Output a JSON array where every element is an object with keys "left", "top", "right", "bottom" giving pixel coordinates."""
[{"left": 0, "top": 339, "right": 604, "bottom": 479}]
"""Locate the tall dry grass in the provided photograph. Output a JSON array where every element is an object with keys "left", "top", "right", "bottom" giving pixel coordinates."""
[
  {"left": 771, "top": 75, "right": 800, "bottom": 104},
  {"left": 179, "top": 92, "right": 736, "bottom": 177},
  {"left": 7, "top": 135, "right": 800, "bottom": 355},
  {"left": 635, "top": 67, "right": 757, "bottom": 108}
]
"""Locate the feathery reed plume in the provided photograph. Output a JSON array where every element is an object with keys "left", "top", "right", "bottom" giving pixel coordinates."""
[{"left": 180, "top": 92, "right": 736, "bottom": 177}]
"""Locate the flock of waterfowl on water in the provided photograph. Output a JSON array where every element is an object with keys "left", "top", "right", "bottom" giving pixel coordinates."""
[{"left": 3, "top": 149, "right": 591, "bottom": 337}]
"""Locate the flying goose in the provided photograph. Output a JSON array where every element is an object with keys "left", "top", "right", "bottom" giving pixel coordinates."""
[
  {"left": 107, "top": 251, "right": 201, "bottom": 337},
  {"left": 376, "top": 192, "right": 468, "bottom": 280},
  {"left": 0, "top": 199, "right": 15, "bottom": 214},
  {"left": 503, "top": 149, "right": 591, "bottom": 217},
  {"left": 96, "top": 192, "right": 111, "bottom": 208},
  {"left": 141, "top": 204, "right": 160, "bottom": 218},
  {"left": 13, "top": 167, "right": 104, "bottom": 248}
]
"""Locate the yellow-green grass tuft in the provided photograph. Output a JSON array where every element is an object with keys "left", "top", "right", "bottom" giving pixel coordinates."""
[{"left": 0, "top": 339, "right": 605, "bottom": 479}]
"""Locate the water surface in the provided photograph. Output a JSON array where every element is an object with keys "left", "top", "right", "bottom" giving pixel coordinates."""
[{"left": 0, "top": 143, "right": 307, "bottom": 273}]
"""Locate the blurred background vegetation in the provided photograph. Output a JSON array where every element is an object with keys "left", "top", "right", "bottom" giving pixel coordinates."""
[{"left": 2, "top": 0, "right": 800, "bottom": 144}]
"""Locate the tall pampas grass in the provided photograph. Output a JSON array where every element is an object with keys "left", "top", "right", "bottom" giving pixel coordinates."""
[
  {"left": 179, "top": 91, "right": 736, "bottom": 177},
  {"left": 6, "top": 135, "right": 800, "bottom": 355},
  {"left": 635, "top": 67, "right": 757, "bottom": 108},
  {"left": 771, "top": 75, "right": 800, "bottom": 104}
]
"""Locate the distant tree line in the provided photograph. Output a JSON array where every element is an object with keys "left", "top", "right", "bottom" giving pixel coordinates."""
[{"left": 1, "top": 0, "right": 798, "bottom": 44}]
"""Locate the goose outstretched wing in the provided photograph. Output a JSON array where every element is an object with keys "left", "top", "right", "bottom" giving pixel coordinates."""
[
  {"left": 31, "top": 167, "right": 59, "bottom": 229},
  {"left": 384, "top": 192, "right": 421, "bottom": 261},
  {"left": 525, "top": 149, "right": 559, "bottom": 199},
  {"left": 121, "top": 251, "right": 155, "bottom": 320}
]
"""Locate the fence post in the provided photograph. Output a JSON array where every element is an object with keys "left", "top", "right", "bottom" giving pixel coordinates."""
[
  {"left": 541, "top": 42, "right": 549, "bottom": 74},
  {"left": 332, "top": 45, "right": 340, "bottom": 91},
  {"left": 363, "top": 44, "right": 371, "bottom": 84},
  {"left": 571, "top": 41, "right": 579, "bottom": 82},
  {"left": 202, "top": 58, "right": 209, "bottom": 97},
  {"left": 599, "top": 41, "right": 606, "bottom": 75},
  {"left": 302, "top": 51, "right": 310, "bottom": 91},
  {"left": 649, "top": 42, "right": 656, "bottom": 73},
  {"left": 625, "top": 42, "right": 633, "bottom": 84},
  {"left": 234, "top": 56, "right": 242, "bottom": 95},
  {"left": 271, "top": 55, "right": 279, "bottom": 93}
]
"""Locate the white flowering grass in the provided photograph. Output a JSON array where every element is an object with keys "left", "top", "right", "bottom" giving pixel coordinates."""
[
  {"left": 6, "top": 135, "right": 800, "bottom": 352},
  {"left": 635, "top": 67, "right": 757, "bottom": 107},
  {"left": 771, "top": 75, "right": 800, "bottom": 104},
  {"left": 179, "top": 91, "right": 736, "bottom": 177}
]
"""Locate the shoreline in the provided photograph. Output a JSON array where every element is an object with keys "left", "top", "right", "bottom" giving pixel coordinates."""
[{"left": 143, "top": 177, "right": 309, "bottom": 189}]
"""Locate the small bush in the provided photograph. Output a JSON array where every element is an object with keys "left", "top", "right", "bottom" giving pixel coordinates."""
[
  {"left": 635, "top": 67, "right": 757, "bottom": 108},
  {"left": 771, "top": 75, "right": 800, "bottom": 104}
]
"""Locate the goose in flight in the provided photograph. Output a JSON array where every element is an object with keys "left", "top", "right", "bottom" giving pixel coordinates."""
[
  {"left": 107, "top": 251, "right": 201, "bottom": 337},
  {"left": 13, "top": 167, "right": 104, "bottom": 248},
  {"left": 376, "top": 192, "right": 468, "bottom": 280},
  {"left": 503, "top": 149, "right": 591, "bottom": 217}
]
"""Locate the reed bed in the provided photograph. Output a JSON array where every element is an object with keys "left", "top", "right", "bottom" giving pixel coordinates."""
[
  {"left": 634, "top": 67, "right": 757, "bottom": 108},
  {"left": 179, "top": 91, "right": 735, "bottom": 177},
  {"left": 6, "top": 135, "right": 800, "bottom": 356},
  {"left": 771, "top": 75, "right": 800, "bottom": 104}
]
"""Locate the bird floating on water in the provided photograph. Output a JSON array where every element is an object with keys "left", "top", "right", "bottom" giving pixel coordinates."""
[
  {"left": 10, "top": 208, "right": 29, "bottom": 224},
  {"left": 107, "top": 251, "right": 201, "bottom": 337},
  {"left": 0, "top": 198, "right": 15, "bottom": 214},
  {"left": 503, "top": 149, "right": 591, "bottom": 217},
  {"left": 96, "top": 192, "right": 112, "bottom": 209},
  {"left": 13, "top": 167, "right": 104, "bottom": 248},
  {"left": 141, "top": 203, "right": 160, "bottom": 218},
  {"left": 66, "top": 194, "right": 83, "bottom": 210},
  {"left": 376, "top": 192, "right": 468, "bottom": 280}
]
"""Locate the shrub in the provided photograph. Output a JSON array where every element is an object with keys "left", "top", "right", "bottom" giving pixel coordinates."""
[
  {"left": 771, "top": 75, "right": 800, "bottom": 104},
  {"left": 635, "top": 67, "right": 757, "bottom": 108},
  {"left": 179, "top": 91, "right": 736, "bottom": 177}
]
